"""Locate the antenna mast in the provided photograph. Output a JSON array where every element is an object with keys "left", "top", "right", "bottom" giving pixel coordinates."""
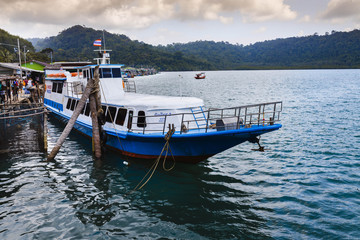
[
  {"left": 103, "top": 30, "right": 106, "bottom": 51},
  {"left": 93, "top": 32, "right": 112, "bottom": 65}
]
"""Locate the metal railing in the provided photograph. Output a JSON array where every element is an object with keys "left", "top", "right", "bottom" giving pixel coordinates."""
[
  {"left": 123, "top": 80, "right": 136, "bottom": 93},
  {"left": 126, "top": 101, "right": 282, "bottom": 135},
  {"left": 66, "top": 81, "right": 84, "bottom": 98}
]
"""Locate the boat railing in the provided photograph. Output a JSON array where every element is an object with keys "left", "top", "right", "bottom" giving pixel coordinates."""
[
  {"left": 123, "top": 80, "right": 136, "bottom": 93},
  {"left": 66, "top": 81, "right": 84, "bottom": 98},
  {"left": 128, "top": 101, "right": 282, "bottom": 135}
]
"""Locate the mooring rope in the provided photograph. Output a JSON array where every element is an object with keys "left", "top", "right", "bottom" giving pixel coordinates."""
[
  {"left": 91, "top": 74, "right": 104, "bottom": 117},
  {"left": 128, "top": 125, "right": 176, "bottom": 194},
  {"left": 98, "top": 80, "right": 130, "bottom": 163},
  {"left": 97, "top": 77, "right": 176, "bottom": 194}
]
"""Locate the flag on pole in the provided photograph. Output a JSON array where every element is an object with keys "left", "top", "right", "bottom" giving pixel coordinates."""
[{"left": 93, "top": 39, "right": 101, "bottom": 47}]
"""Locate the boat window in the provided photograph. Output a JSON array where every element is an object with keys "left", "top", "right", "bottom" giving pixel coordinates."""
[
  {"left": 101, "top": 105, "right": 106, "bottom": 121},
  {"left": 57, "top": 82, "right": 63, "bottom": 94},
  {"left": 83, "top": 70, "right": 87, "bottom": 79},
  {"left": 66, "top": 98, "right": 71, "bottom": 109},
  {"left": 84, "top": 102, "right": 90, "bottom": 116},
  {"left": 102, "top": 68, "right": 112, "bottom": 78},
  {"left": 80, "top": 101, "right": 85, "bottom": 114},
  {"left": 137, "top": 111, "right": 147, "bottom": 128},
  {"left": 112, "top": 68, "right": 121, "bottom": 78},
  {"left": 52, "top": 82, "right": 57, "bottom": 92},
  {"left": 105, "top": 106, "right": 117, "bottom": 123},
  {"left": 127, "top": 110, "right": 133, "bottom": 129},
  {"left": 116, "top": 108, "right": 127, "bottom": 126},
  {"left": 101, "top": 105, "right": 106, "bottom": 115},
  {"left": 70, "top": 99, "right": 76, "bottom": 111}
]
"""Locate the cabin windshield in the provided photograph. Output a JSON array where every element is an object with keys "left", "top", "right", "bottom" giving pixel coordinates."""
[{"left": 96, "top": 67, "right": 122, "bottom": 78}]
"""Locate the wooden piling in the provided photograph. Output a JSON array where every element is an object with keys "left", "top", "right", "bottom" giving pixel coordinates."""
[
  {"left": 89, "top": 94, "right": 101, "bottom": 158},
  {"left": 43, "top": 109, "right": 48, "bottom": 153},
  {"left": 89, "top": 66, "right": 102, "bottom": 159}
]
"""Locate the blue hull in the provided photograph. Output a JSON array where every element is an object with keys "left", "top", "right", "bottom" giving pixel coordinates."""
[{"left": 49, "top": 109, "right": 281, "bottom": 163}]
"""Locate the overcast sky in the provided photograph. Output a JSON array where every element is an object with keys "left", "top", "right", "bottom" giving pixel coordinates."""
[{"left": 1, "top": 0, "right": 359, "bottom": 46}]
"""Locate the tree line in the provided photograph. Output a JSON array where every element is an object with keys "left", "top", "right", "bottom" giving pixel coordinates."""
[{"left": 1, "top": 25, "right": 360, "bottom": 71}]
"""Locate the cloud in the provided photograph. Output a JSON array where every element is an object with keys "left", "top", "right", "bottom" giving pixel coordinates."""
[
  {"left": 321, "top": 0, "right": 360, "bottom": 22},
  {"left": 237, "top": 0, "right": 297, "bottom": 22},
  {"left": 255, "top": 27, "right": 267, "bottom": 33},
  {"left": 172, "top": 0, "right": 296, "bottom": 22},
  {"left": 0, "top": 0, "right": 174, "bottom": 30},
  {"left": 299, "top": 15, "right": 311, "bottom": 23},
  {"left": 0, "top": 0, "right": 297, "bottom": 31}
]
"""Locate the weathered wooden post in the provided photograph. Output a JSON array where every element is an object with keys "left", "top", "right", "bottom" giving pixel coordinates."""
[
  {"left": 47, "top": 77, "right": 94, "bottom": 161},
  {"left": 43, "top": 109, "right": 48, "bottom": 153},
  {"left": 89, "top": 94, "right": 102, "bottom": 158},
  {"left": 89, "top": 66, "right": 102, "bottom": 158}
]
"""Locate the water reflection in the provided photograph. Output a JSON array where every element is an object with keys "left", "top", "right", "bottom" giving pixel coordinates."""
[
  {"left": 3, "top": 70, "right": 359, "bottom": 239},
  {"left": 34, "top": 133, "right": 271, "bottom": 239}
]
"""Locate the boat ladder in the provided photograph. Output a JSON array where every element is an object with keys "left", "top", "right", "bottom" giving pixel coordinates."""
[{"left": 191, "top": 106, "right": 207, "bottom": 129}]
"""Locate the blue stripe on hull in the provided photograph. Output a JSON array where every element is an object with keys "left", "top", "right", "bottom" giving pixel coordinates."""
[{"left": 48, "top": 109, "right": 281, "bottom": 163}]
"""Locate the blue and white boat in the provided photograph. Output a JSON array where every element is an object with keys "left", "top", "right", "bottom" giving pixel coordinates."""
[{"left": 44, "top": 51, "right": 282, "bottom": 163}]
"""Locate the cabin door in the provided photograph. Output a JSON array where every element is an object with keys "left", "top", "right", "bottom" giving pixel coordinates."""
[
  {"left": 83, "top": 68, "right": 91, "bottom": 81},
  {"left": 127, "top": 110, "right": 134, "bottom": 130}
]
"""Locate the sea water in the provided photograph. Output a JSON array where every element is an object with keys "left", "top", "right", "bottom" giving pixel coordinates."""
[{"left": 0, "top": 69, "right": 359, "bottom": 239}]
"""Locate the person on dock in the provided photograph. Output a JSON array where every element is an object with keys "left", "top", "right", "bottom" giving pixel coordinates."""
[
  {"left": 12, "top": 80, "right": 19, "bottom": 101},
  {"left": 0, "top": 81, "right": 5, "bottom": 104},
  {"left": 6, "top": 81, "right": 11, "bottom": 102},
  {"left": 19, "top": 79, "right": 24, "bottom": 95}
]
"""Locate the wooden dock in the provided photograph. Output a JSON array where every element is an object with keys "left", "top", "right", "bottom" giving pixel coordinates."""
[{"left": 0, "top": 76, "right": 47, "bottom": 153}]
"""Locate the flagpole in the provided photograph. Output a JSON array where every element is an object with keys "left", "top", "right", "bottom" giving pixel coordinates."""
[
  {"left": 103, "top": 30, "right": 106, "bottom": 52},
  {"left": 17, "top": 38, "right": 23, "bottom": 80}
]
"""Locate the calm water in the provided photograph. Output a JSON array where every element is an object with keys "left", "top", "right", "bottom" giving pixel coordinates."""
[{"left": 1, "top": 70, "right": 360, "bottom": 239}]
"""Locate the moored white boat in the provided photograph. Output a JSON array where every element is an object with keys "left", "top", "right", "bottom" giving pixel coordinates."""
[{"left": 44, "top": 50, "right": 282, "bottom": 163}]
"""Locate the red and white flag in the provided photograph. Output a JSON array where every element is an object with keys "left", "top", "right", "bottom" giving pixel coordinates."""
[{"left": 93, "top": 39, "right": 101, "bottom": 47}]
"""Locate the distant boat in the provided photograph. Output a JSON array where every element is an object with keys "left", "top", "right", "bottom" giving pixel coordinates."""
[{"left": 195, "top": 73, "right": 206, "bottom": 79}]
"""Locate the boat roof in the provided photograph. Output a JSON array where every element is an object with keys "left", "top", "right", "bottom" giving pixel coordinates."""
[
  {"left": 45, "top": 63, "right": 124, "bottom": 71},
  {"left": 105, "top": 93, "right": 204, "bottom": 110},
  {"left": 79, "top": 64, "right": 124, "bottom": 69}
]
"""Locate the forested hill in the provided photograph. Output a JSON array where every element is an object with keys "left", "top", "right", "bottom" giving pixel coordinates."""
[
  {"left": 2, "top": 25, "right": 360, "bottom": 70},
  {"left": 161, "top": 29, "right": 360, "bottom": 69},
  {"left": 30, "top": 25, "right": 213, "bottom": 71},
  {"left": 0, "top": 29, "right": 36, "bottom": 62},
  {"left": 32, "top": 26, "right": 360, "bottom": 70}
]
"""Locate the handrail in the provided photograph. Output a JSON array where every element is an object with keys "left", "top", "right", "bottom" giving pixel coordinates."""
[
  {"left": 125, "top": 101, "right": 282, "bottom": 134},
  {"left": 124, "top": 80, "right": 136, "bottom": 93},
  {"left": 66, "top": 81, "right": 84, "bottom": 98}
]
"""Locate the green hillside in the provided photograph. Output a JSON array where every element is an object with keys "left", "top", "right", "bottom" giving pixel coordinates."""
[
  {"left": 0, "top": 28, "right": 52, "bottom": 63},
  {"left": 31, "top": 25, "right": 213, "bottom": 71},
  {"left": 0, "top": 29, "right": 35, "bottom": 63},
  {"left": 161, "top": 30, "right": 360, "bottom": 69},
  {"left": 2, "top": 25, "right": 360, "bottom": 70}
]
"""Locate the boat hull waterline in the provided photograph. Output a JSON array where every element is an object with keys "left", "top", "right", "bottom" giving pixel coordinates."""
[{"left": 48, "top": 108, "right": 282, "bottom": 163}]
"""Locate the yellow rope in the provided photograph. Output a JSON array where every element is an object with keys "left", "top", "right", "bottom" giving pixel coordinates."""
[
  {"left": 98, "top": 79, "right": 129, "bottom": 162},
  {"left": 95, "top": 71, "right": 176, "bottom": 193},
  {"left": 128, "top": 125, "right": 176, "bottom": 194}
]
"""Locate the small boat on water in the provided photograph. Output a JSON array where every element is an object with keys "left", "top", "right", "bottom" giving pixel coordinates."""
[
  {"left": 44, "top": 49, "right": 282, "bottom": 163},
  {"left": 195, "top": 72, "right": 206, "bottom": 79}
]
